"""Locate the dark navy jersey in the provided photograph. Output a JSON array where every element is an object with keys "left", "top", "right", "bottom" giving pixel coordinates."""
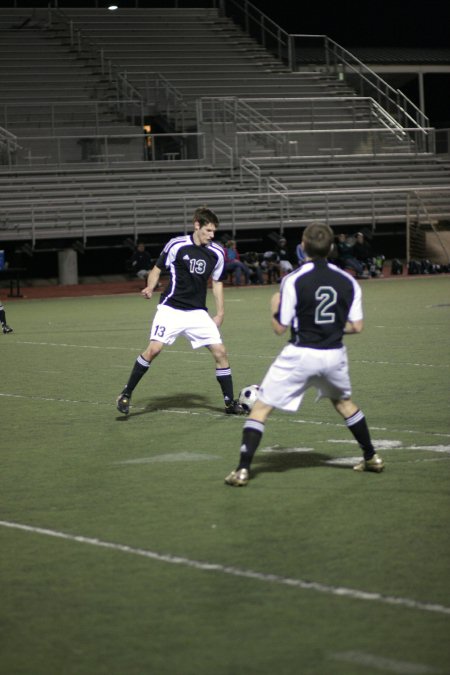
[
  {"left": 156, "top": 235, "right": 225, "bottom": 311},
  {"left": 276, "top": 260, "right": 363, "bottom": 349}
]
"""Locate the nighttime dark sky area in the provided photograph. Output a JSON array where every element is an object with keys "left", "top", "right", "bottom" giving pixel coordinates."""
[{"left": 249, "top": 0, "right": 450, "bottom": 48}]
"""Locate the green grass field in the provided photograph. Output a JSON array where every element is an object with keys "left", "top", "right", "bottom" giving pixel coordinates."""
[{"left": 1, "top": 277, "right": 450, "bottom": 675}]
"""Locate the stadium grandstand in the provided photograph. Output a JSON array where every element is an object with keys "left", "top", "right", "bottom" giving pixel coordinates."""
[{"left": 1, "top": 0, "right": 449, "bottom": 284}]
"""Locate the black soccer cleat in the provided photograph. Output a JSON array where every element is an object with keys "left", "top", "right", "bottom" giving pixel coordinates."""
[
  {"left": 116, "top": 392, "right": 131, "bottom": 415},
  {"left": 224, "top": 399, "right": 246, "bottom": 415},
  {"left": 2, "top": 324, "right": 13, "bottom": 334}
]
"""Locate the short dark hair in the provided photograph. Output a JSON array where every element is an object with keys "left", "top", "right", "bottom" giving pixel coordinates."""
[
  {"left": 302, "top": 222, "right": 334, "bottom": 259},
  {"left": 193, "top": 206, "right": 219, "bottom": 227}
]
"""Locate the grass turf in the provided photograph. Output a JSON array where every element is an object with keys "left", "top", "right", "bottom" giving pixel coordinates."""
[{"left": 1, "top": 276, "right": 450, "bottom": 674}]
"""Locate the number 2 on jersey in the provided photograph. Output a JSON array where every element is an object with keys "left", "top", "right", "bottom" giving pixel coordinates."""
[{"left": 315, "top": 286, "right": 337, "bottom": 324}]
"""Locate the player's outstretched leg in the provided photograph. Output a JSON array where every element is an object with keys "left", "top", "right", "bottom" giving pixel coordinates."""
[
  {"left": 116, "top": 354, "right": 151, "bottom": 415},
  {"left": 334, "top": 401, "right": 385, "bottom": 473},
  {"left": 225, "top": 418, "right": 265, "bottom": 486},
  {"left": 213, "top": 356, "right": 245, "bottom": 415}
]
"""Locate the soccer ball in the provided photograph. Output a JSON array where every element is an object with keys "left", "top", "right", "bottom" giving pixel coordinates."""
[{"left": 238, "top": 384, "right": 260, "bottom": 413}]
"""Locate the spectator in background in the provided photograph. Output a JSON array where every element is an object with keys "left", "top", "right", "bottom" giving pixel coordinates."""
[
  {"left": 335, "top": 233, "right": 367, "bottom": 278},
  {"left": 261, "top": 250, "right": 280, "bottom": 284},
  {"left": 352, "top": 232, "right": 384, "bottom": 278},
  {"left": 223, "top": 240, "right": 251, "bottom": 286},
  {"left": 128, "top": 242, "right": 153, "bottom": 280},
  {"left": 277, "top": 237, "right": 294, "bottom": 276},
  {"left": 241, "top": 251, "right": 265, "bottom": 284}
]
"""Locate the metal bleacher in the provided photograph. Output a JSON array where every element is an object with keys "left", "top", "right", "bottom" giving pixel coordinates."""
[{"left": 0, "top": 1, "right": 449, "bottom": 253}]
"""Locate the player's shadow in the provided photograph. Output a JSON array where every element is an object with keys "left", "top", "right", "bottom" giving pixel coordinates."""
[
  {"left": 116, "top": 392, "right": 216, "bottom": 419},
  {"left": 251, "top": 449, "right": 334, "bottom": 478}
]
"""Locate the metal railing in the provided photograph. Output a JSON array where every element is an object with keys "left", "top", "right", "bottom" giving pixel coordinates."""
[
  {"left": 0, "top": 126, "right": 22, "bottom": 166},
  {"left": 0, "top": 131, "right": 207, "bottom": 169},
  {"left": 3, "top": 185, "right": 449, "bottom": 245},
  {"left": 0, "top": 100, "right": 145, "bottom": 138},
  {"left": 199, "top": 97, "right": 285, "bottom": 157},
  {"left": 239, "top": 158, "right": 262, "bottom": 190},
  {"left": 124, "top": 72, "right": 190, "bottom": 131},
  {"left": 233, "top": 127, "right": 436, "bottom": 160},
  {"left": 218, "top": 96, "right": 374, "bottom": 130},
  {"left": 221, "top": 0, "right": 290, "bottom": 64},
  {"left": 211, "top": 138, "right": 235, "bottom": 177},
  {"left": 220, "top": 1, "right": 429, "bottom": 137},
  {"left": 45, "top": 7, "right": 145, "bottom": 116}
]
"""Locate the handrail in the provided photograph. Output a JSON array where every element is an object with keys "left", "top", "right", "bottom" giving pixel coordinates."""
[
  {"left": 233, "top": 126, "right": 435, "bottom": 158},
  {"left": 199, "top": 97, "right": 284, "bottom": 156},
  {"left": 6, "top": 130, "right": 207, "bottom": 168},
  {"left": 2, "top": 186, "right": 449, "bottom": 246},
  {"left": 0, "top": 100, "right": 145, "bottom": 137},
  {"left": 222, "top": 0, "right": 290, "bottom": 63},
  {"left": 3, "top": 185, "right": 448, "bottom": 208},
  {"left": 220, "top": 1, "right": 429, "bottom": 136},
  {"left": 212, "top": 137, "right": 235, "bottom": 177},
  {"left": 0, "top": 126, "right": 21, "bottom": 150},
  {"left": 267, "top": 175, "right": 290, "bottom": 224},
  {"left": 324, "top": 37, "right": 428, "bottom": 129},
  {"left": 239, "top": 157, "right": 262, "bottom": 190},
  {"left": 0, "top": 125, "right": 22, "bottom": 167},
  {"left": 127, "top": 71, "right": 189, "bottom": 131},
  {"left": 46, "top": 7, "right": 144, "bottom": 114}
]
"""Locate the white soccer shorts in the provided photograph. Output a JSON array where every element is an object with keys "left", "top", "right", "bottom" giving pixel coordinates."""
[
  {"left": 150, "top": 304, "right": 222, "bottom": 349},
  {"left": 258, "top": 343, "right": 352, "bottom": 412}
]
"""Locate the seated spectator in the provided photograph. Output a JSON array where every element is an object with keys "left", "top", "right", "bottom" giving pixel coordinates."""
[
  {"left": 277, "top": 237, "right": 294, "bottom": 276},
  {"left": 127, "top": 242, "right": 153, "bottom": 280},
  {"left": 261, "top": 250, "right": 281, "bottom": 284},
  {"left": 222, "top": 240, "right": 251, "bottom": 286},
  {"left": 241, "top": 251, "right": 265, "bottom": 284},
  {"left": 335, "top": 233, "right": 367, "bottom": 278},
  {"left": 353, "top": 232, "right": 384, "bottom": 277}
]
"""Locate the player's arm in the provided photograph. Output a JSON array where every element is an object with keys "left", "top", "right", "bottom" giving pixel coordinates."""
[
  {"left": 211, "top": 279, "right": 225, "bottom": 327},
  {"left": 344, "top": 319, "right": 364, "bottom": 334},
  {"left": 271, "top": 292, "right": 288, "bottom": 335},
  {"left": 141, "top": 264, "right": 162, "bottom": 299}
]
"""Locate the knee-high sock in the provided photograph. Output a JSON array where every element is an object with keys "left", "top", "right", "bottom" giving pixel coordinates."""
[
  {"left": 237, "top": 419, "right": 265, "bottom": 470},
  {"left": 345, "top": 409, "right": 375, "bottom": 460},
  {"left": 123, "top": 355, "right": 150, "bottom": 395},
  {"left": 216, "top": 367, "right": 234, "bottom": 403}
]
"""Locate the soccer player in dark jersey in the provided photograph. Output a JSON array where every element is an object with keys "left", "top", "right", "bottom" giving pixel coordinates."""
[
  {"left": 116, "top": 207, "right": 244, "bottom": 415},
  {"left": 225, "top": 222, "right": 384, "bottom": 486},
  {"left": 0, "top": 301, "right": 13, "bottom": 334}
]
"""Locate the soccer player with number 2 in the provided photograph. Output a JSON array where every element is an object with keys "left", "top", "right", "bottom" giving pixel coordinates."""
[
  {"left": 225, "top": 222, "right": 384, "bottom": 486},
  {"left": 116, "top": 207, "right": 245, "bottom": 416}
]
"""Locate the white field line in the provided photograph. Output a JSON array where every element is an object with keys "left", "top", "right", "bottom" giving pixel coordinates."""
[
  {"left": 1, "top": 391, "right": 450, "bottom": 438},
  {"left": 1, "top": 520, "right": 450, "bottom": 618},
  {"left": 10, "top": 341, "right": 450, "bottom": 368},
  {"left": 331, "top": 651, "right": 442, "bottom": 674}
]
